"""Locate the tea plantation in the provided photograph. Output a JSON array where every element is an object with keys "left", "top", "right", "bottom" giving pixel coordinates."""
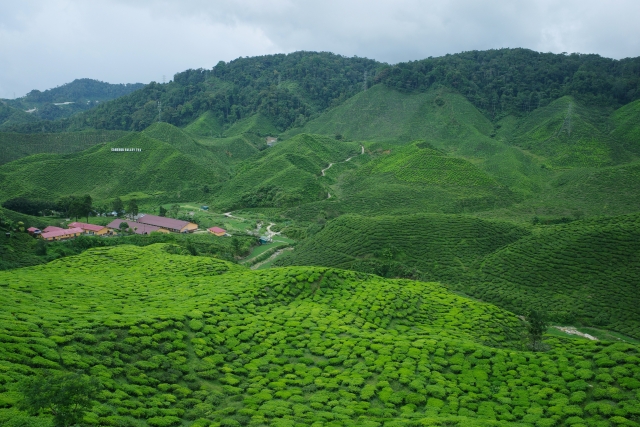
[
  {"left": 2, "top": 245, "right": 640, "bottom": 427},
  {"left": 0, "top": 130, "right": 130, "bottom": 165},
  {"left": 0, "top": 128, "right": 224, "bottom": 202},
  {"left": 275, "top": 213, "right": 528, "bottom": 283},
  {"left": 466, "top": 213, "right": 640, "bottom": 339}
]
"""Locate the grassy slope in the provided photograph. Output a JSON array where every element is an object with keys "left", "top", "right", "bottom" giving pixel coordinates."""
[
  {"left": 276, "top": 213, "right": 529, "bottom": 284},
  {"left": 610, "top": 98, "right": 640, "bottom": 155},
  {"left": 223, "top": 113, "right": 279, "bottom": 138},
  {"left": 508, "top": 96, "right": 630, "bottom": 167},
  {"left": 283, "top": 141, "right": 520, "bottom": 221},
  {"left": 467, "top": 213, "right": 640, "bottom": 339},
  {"left": 0, "top": 124, "right": 224, "bottom": 202},
  {"left": 278, "top": 211, "right": 640, "bottom": 339},
  {"left": 184, "top": 111, "right": 223, "bottom": 137},
  {"left": 211, "top": 133, "right": 361, "bottom": 210},
  {"left": 288, "top": 85, "right": 493, "bottom": 143},
  {"left": 0, "top": 130, "right": 130, "bottom": 165},
  {"left": 2, "top": 244, "right": 640, "bottom": 427}
]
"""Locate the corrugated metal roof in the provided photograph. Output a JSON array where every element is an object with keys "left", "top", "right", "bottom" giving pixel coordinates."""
[
  {"left": 68, "top": 222, "right": 106, "bottom": 232},
  {"left": 42, "top": 226, "right": 63, "bottom": 233},
  {"left": 137, "top": 214, "right": 194, "bottom": 230},
  {"left": 208, "top": 227, "right": 226, "bottom": 233},
  {"left": 41, "top": 227, "right": 84, "bottom": 239},
  {"left": 106, "top": 219, "right": 162, "bottom": 235}
]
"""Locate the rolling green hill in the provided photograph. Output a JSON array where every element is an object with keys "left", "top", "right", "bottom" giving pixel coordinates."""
[
  {"left": 276, "top": 210, "right": 640, "bottom": 340},
  {"left": 508, "top": 96, "right": 630, "bottom": 167},
  {"left": 3, "top": 244, "right": 640, "bottom": 427},
  {"left": 276, "top": 213, "right": 529, "bottom": 283},
  {"left": 0, "top": 126, "right": 224, "bottom": 202},
  {"left": 0, "top": 102, "right": 38, "bottom": 128},
  {"left": 282, "top": 140, "right": 520, "bottom": 220},
  {"left": 288, "top": 85, "right": 494, "bottom": 144},
  {"left": 466, "top": 213, "right": 640, "bottom": 339},
  {"left": 184, "top": 111, "right": 223, "bottom": 137},
  {"left": 211, "top": 133, "right": 361, "bottom": 210},
  {"left": 0, "top": 130, "right": 130, "bottom": 165},
  {"left": 611, "top": 98, "right": 640, "bottom": 155}
]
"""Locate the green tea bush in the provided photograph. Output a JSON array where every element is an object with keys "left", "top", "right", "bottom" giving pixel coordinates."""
[{"left": 0, "top": 244, "right": 639, "bottom": 426}]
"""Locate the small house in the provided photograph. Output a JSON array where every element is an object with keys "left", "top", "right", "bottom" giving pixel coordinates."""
[
  {"left": 68, "top": 222, "right": 110, "bottom": 236},
  {"left": 40, "top": 227, "right": 84, "bottom": 241},
  {"left": 27, "top": 227, "right": 41, "bottom": 236},
  {"left": 259, "top": 236, "right": 272, "bottom": 245},
  {"left": 208, "top": 227, "right": 226, "bottom": 236}
]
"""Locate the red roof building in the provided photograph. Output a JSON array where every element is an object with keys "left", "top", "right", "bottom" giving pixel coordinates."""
[
  {"left": 136, "top": 214, "right": 198, "bottom": 233},
  {"left": 106, "top": 219, "right": 169, "bottom": 235},
  {"left": 40, "top": 227, "right": 84, "bottom": 241},
  {"left": 208, "top": 227, "right": 227, "bottom": 236},
  {"left": 27, "top": 227, "right": 41, "bottom": 235},
  {"left": 68, "top": 222, "right": 109, "bottom": 235},
  {"left": 42, "top": 226, "right": 63, "bottom": 233}
]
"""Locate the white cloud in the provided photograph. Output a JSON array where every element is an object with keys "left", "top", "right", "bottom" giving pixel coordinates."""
[{"left": 0, "top": 0, "right": 638, "bottom": 99}]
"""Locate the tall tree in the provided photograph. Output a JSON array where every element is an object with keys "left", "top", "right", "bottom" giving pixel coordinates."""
[
  {"left": 18, "top": 370, "right": 100, "bottom": 427},
  {"left": 82, "top": 194, "right": 93, "bottom": 222},
  {"left": 112, "top": 197, "right": 124, "bottom": 217},
  {"left": 526, "top": 310, "right": 549, "bottom": 351},
  {"left": 127, "top": 199, "right": 139, "bottom": 219}
]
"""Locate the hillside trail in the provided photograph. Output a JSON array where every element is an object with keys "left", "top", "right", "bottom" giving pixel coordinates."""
[
  {"left": 251, "top": 247, "right": 293, "bottom": 270},
  {"left": 224, "top": 212, "right": 245, "bottom": 221},
  {"left": 553, "top": 326, "right": 598, "bottom": 341},
  {"left": 321, "top": 145, "right": 365, "bottom": 177},
  {"left": 322, "top": 145, "right": 365, "bottom": 197},
  {"left": 265, "top": 223, "right": 281, "bottom": 239}
]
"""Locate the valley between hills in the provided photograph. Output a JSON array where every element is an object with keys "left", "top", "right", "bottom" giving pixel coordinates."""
[{"left": 1, "top": 48, "right": 640, "bottom": 427}]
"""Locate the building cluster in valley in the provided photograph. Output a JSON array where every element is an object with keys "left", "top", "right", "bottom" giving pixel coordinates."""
[{"left": 27, "top": 214, "right": 228, "bottom": 241}]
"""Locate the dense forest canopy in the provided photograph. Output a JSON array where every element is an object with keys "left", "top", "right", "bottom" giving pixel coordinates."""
[
  {"left": 3, "top": 49, "right": 640, "bottom": 134},
  {"left": 375, "top": 49, "right": 640, "bottom": 118}
]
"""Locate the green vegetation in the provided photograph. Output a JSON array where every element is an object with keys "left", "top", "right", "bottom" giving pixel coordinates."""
[
  {"left": 0, "top": 130, "right": 130, "bottom": 165},
  {"left": 507, "top": 96, "right": 630, "bottom": 167},
  {"left": 2, "top": 48, "right": 640, "bottom": 426},
  {"left": 3, "top": 245, "right": 640, "bottom": 427},
  {"left": 211, "top": 133, "right": 361, "bottom": 211},
  {"left": 467, "top": 213, "right": 640, "bottom": 339},
  {"left": 277, "top": 212, "right": 640, "bottom": 340},
  {"left": 1, "top": 79, "right": 144, "bottom": 123},
  {"left": 276, "top": 213, "right": 528, "bottom": 283},
  {"left": 0, "top": 123, "right": 224, "bottom": 203}
]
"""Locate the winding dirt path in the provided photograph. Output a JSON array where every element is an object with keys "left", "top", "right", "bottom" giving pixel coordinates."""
[
  {"left": 320, "top": 145, "right": 365, "bottom": 177},
  {"left": 265, "top": 223, "right": 281, "bottom": 239},
  {"left": 224, "top": 212, "right": 245, "bottom": 221},
  {"left": 553, "top": 326, "right": 598, "bottom": 341}
]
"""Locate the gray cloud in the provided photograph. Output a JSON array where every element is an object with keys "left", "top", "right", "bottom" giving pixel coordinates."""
[{"left": 1, "top": 0, "right": 639, "bottom": 99}]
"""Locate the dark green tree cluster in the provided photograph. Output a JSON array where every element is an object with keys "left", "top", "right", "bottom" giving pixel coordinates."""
[
  {"left": 5, "top": 52, "right": 380, "bottom": 133},
  {"left": 375, "top": 48, "right": 640, "bottom": 118}
]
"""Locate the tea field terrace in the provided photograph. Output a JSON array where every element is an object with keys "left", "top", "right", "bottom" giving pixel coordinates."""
[{"left": 3, "top": 245, "right": 640, "bottom": 426}]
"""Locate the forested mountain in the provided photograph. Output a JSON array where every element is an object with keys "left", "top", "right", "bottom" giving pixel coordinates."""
[
  {"left": 376, "top": 48, "right": 640, "bottom": 118},
  {"left": 3, "top": 52, "right": 380, "bottom": 133},
  {"left": 4, "top": 49, "right": 639, "bottom": 135},
  {"left": 1, "top": 79, "right": 144, "bottom": 123}
]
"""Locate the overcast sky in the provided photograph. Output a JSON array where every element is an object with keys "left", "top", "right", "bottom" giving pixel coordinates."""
[{"left": 1, "top": 0, "right": 639, "bottom": 99}]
